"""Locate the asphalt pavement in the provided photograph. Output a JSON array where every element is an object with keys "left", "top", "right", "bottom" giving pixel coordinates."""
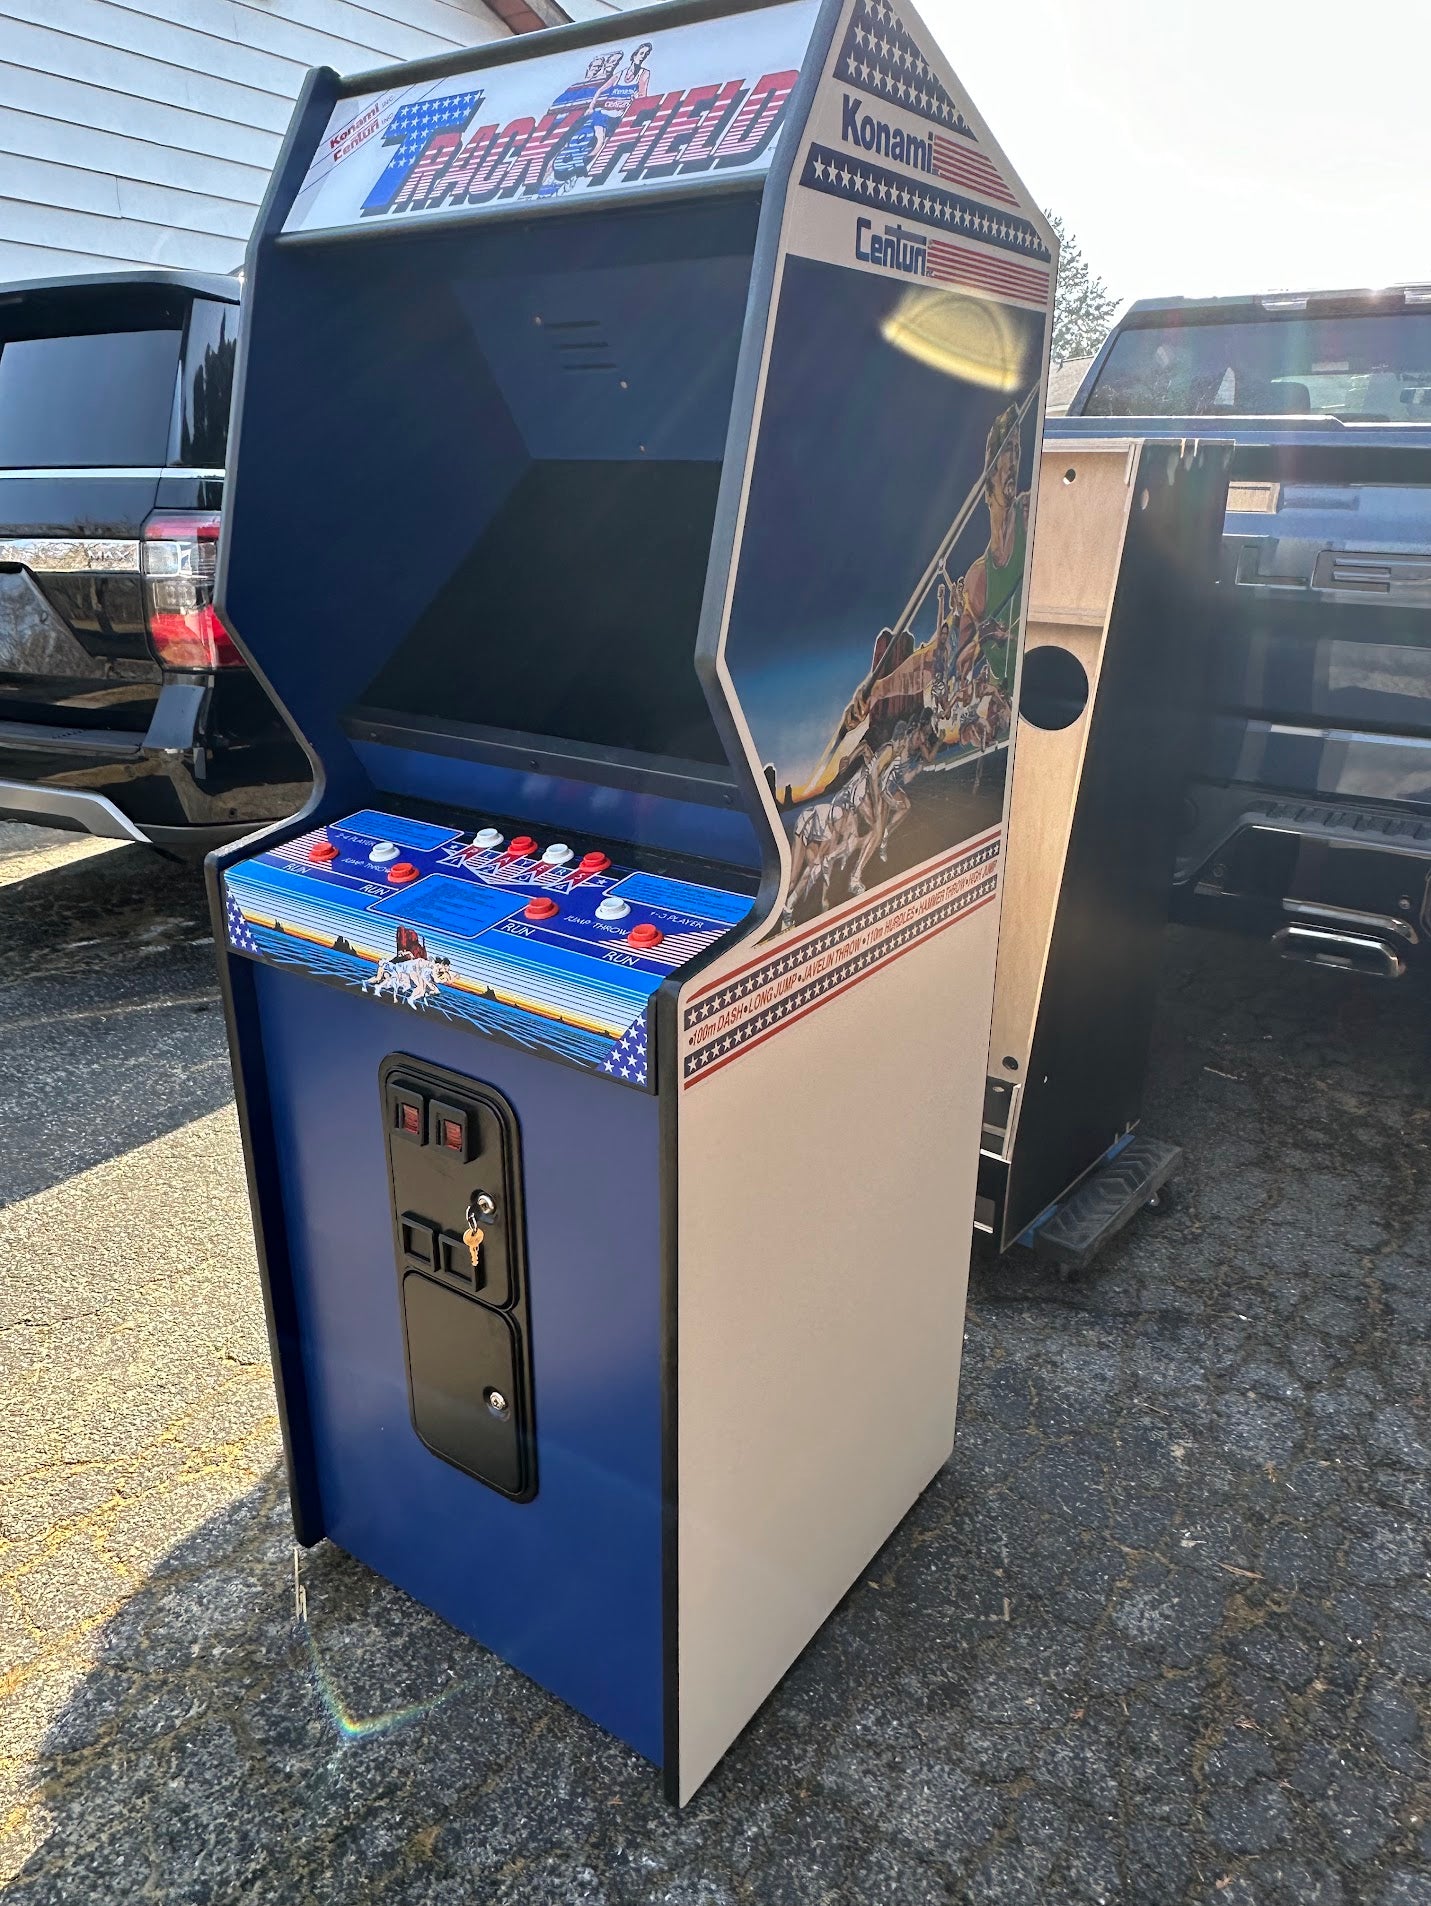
[{"left": 1, "top": 821, "right": 1428, "bottom": 1905}]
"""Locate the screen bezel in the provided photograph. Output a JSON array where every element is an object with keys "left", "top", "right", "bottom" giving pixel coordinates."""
[{"left": 343, "top": 705, "right": 741, "bottom": 809}]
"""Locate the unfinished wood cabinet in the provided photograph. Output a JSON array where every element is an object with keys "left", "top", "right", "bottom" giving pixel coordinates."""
[{"left": 981, "top": 436, "right": 1232, "bottom": 1251}]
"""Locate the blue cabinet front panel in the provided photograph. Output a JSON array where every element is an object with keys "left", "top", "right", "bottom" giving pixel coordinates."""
[{"left": 252, "top": 967, "right": 665, "bottom": 1763}]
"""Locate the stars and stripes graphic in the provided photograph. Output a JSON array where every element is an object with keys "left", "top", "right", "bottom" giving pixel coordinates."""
[
  {"left": 361, "top": 89, "right": 486, "bottom": 214},
  {"left": 681, "top": 836, "right": 1001, "bottom": 1086},
  {"left": 375, "top": 89, "right": 485, "bottom": 148},
  {"left": 929, "top": 131, "right": 1017, "bottom": 208},
  {"left": 833, "top": 0, "right": 970, "bottom": 135},
  {"left": 225, "top": 894, "right": 259, "bottom": 956},
  {"left": 926, "top": 237, "right": 1050, "bottom": 306},
  {"left": 600, "top": 1014, "right": 649, "bottom": 1088},
  {"left": 800, "top": 144, "right": 1050, "bottom": 285}
]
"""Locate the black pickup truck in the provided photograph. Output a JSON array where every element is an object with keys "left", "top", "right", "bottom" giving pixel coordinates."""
[
  {"left": 0, "top": 270, "right": 307, "bottom": 856},
  {"left": 1050, "top": 284, "right": 1431, "bottom": 979}
]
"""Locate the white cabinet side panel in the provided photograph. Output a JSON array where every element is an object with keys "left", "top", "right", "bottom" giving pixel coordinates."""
[
  {"left": 673, "top": 0, "right": 1055, "bottom": 1802},
  {"left": 675, "top": 901, "right": 997, "bottom": 1801}
]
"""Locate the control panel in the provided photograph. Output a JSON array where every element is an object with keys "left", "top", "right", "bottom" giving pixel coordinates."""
[{"left": 222, "top": 808, "right": 752, "bottom": 1087}]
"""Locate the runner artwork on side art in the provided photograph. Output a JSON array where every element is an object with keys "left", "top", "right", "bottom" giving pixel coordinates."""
[{"left": 722, "top": 257, "right": 1045, "bottom": 933}]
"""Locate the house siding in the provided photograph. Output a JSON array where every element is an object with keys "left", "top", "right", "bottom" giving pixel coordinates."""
[{"left": 0, "top": 0, "right": 515, "bottom": 278}]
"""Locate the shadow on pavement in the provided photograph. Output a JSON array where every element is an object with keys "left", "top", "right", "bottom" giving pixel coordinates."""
[
  {"left": 0, "top": 835, "right": 232, "bottom": 1206},
  {"left": 3, "top": 1470, "right": 673, "bottom": 1906}
]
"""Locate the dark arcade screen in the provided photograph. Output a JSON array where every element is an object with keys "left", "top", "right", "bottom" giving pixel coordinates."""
[{"left": 361, "top": 457, "right": 729, "bottom": 767}]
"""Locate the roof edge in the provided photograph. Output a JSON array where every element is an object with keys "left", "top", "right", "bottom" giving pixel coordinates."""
[{"left": 0, "top": 267, "right": 240, "bottom": 304}]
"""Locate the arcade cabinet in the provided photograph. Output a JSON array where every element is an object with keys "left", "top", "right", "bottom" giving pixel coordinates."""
[
  {"left": 977, "top": 434, "right": 1233, "bottom": 1269},
  {"left": 210, "top": 0, "right": 1055, "bottom": 1800}
]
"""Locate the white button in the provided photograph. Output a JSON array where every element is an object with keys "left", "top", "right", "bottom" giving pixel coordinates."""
[
  {"left": 595, "top": 896, "right": 630, "bottom": 921},
  {"left": 541, "top": 842, "right": 574, "bottom": 865},
  {"left": 474, "top": 827, "right": 504, "bottom": 849},
  {"left": 368, "top": 841, "right": 400, "bottom": 864}
]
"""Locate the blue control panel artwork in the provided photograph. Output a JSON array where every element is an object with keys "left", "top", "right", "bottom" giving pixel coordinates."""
[{"left": 222, "top": 809, "right": 752, "bottom": 1088}]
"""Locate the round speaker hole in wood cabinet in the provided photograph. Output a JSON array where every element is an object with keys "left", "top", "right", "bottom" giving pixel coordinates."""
[{"left": 1018, "top": 644, "right": 1089, "bottom": 731}]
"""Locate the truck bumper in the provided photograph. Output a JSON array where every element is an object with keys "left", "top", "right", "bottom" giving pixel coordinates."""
[
  {"left": 0, "top": 773, "right": 285, "bottom": 857},
  {"left": 1174, "top": 785, "right": 1431, "bottom": 971},
  {"left": 0, "top": 776, "right": 149, "bottom": 841},
  {"left": 0, "top": 675, "right": 307, "bottom": 854}
]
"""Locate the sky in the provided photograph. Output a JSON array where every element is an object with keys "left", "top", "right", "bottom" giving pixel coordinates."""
[{"left": 923, "top": 0, "right": 1431, "bottom": 311}]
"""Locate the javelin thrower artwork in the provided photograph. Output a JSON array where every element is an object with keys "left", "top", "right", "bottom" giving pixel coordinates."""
[{"left": 794, "top": 383, "right": 1038, "bottom": 806}]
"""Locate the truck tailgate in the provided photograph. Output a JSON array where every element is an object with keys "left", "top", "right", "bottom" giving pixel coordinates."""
[{"left": 1220, "top": 457, "right": 1431, "bottom": 742}]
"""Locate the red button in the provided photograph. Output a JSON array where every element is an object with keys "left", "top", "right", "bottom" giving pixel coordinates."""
[
  {"left": 524, "top": 896, "right": 559, "bottom": 921},
  {"left": 507, "top": 836, "right": 536, "bottom": 857},
  {"left": 578, "top": 851, "right": 611, "bottom": 872},
  {"left": 626, "top": 922, "right": 663, "bottom": 949},
  {"left": 386, "top": 861, "right": 419, "bottom": 885},
  {"left": 308, "top": 837, "right": 339, "bottom": 863}
]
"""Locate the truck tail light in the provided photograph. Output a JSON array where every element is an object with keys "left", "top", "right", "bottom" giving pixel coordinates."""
[{"left": 141, "top": 511, "right": 244, "bottom": 669}]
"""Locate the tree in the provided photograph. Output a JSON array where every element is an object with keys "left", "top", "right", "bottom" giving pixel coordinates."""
[{"left": 1046, "top": 212, "right": 1119, "bottom": 366}]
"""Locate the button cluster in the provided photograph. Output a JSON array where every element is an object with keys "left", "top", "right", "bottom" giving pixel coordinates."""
[
  {"left": 465, "top": 822, "right": 669, "bottom": 951},
  {"left": 303, "top": 819, "right": 673, "bottom": 954}
]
